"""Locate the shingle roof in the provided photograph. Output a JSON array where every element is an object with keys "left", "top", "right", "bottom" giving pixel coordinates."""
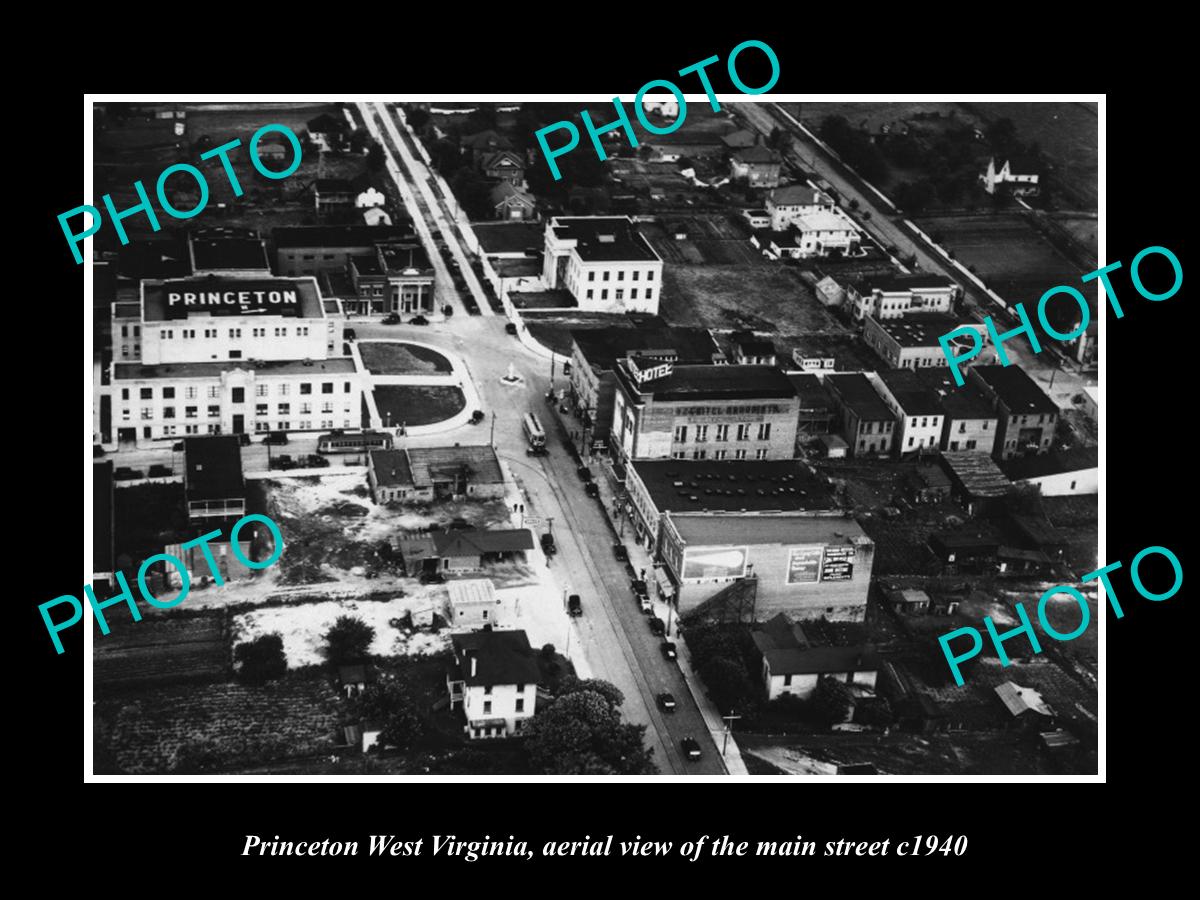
[
  {"left": 451, "top": 629, "right": 540, "bottom": 687},
  {"left": 940, "top": 451, "right": 1012, "bottom": 498},
  {"left": 765, "top": 645, "right": 881, "bottom": 677},
  {"left": 369, "top": 449, "right": 414, "bottom": 487},
  {"left": 971, "top": 365, "right": 1060, "bottom": 416},
  {"left": 995, "top": 682, "right": 1053, "bottom": 718},
  {"left": 826, "top": 373, "right": 892, "bottom": 421},
  {"left": 407, "top": 445, "right": 504, "bottom": 487},
  {"left": 877, "top": 369, "right": 944, "bottom": 416}
]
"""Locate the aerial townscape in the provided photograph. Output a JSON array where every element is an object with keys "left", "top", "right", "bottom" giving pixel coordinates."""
[{"left": 89, "top": 98, "right": 1098, "bottom": 776}]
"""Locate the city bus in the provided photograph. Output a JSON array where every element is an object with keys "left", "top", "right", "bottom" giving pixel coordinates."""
[
  {"left": 523, "top": 413, "right": 547, "bottom": 453},
  {"left": 316, "top": 430, "right": 395, "bottom": 454}
]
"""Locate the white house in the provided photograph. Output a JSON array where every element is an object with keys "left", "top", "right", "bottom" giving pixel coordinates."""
[
  {"left": 642, "top": 96, "right": 680, "bottom": 120},
  {"left": 792, "top": 211, "right": 861, "bottom": 257},
  {"left": 355, "top": 187, "right": 387, "bottom": 209},
  {"left": 447, "top": 630, "right": 541, "bottom": 739},
  {"left": 765, "top": 184, "right": 835, "bottom": 231},
  {"left": 752, "top": 614, "right": 880, "bottom": 701},
  {"left": 847, "top": 274, "right": 960, "bottom": 321}
]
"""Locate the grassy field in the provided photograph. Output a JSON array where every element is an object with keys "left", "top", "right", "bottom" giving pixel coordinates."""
[
  {"left": 522, "top": 311, "right": 643, "bottom": 356},
  {"left": 639, "top": 215, "right": 765, "bottom": 266},
  {"left": 911, "top": 212, "right": 1085, "bottom": 304},
  {"left": 371, "top": 385, "right": 466, "bottom": 426},
  {"left": 358, "top": 342, "right": 452, "bottom": 375},
  {"left": 662, "top": 264, "right": 845, "bottom": 333}
]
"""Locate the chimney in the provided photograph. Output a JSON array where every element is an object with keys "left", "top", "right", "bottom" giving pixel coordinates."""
[{"left": 470, "top": 656, "right": 477, "bottom": 678}]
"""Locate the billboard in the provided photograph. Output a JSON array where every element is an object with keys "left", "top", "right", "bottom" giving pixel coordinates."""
[
  {"left": 786, "top": 546, "right": 823, "bottom": 584},
  {"left": 682, "top": 546, "right": 748, "bottom": 580},
  {"left": 821, "top": 545, "right": 855, "bottom": 582}
]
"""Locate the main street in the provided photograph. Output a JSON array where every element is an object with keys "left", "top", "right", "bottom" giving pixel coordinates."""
[{"left": 736, "top": 102, "right": 1090, "bottom": 409}]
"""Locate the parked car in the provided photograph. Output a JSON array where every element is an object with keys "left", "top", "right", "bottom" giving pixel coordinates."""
[
  {"left": 540, "top": 533, "right": 557, "bottom": 556},
  {"left": 345, "top": 328, "right": 357, "bottom": 340},
  {"left": 649, "top": 616, "right": 665, "bottom": 636},
  {"left": 443, "top": 305, "right": 454, "bottom": 317},
  {"left": 447, "top": 517, "right": 472, "bottom": 530},
  {"left": 657, "top": 692, "right": 677, "bottom": 712},
  {"left": 382, "top": 313, "right": 401, "bottom": 325},
  {"left": 631, "top": 579, "right": 648, "bottom": 598},
  {"left": 505, "top": 322, "right": 519, "bottom": 335},
  {"left": 470, "top": 410, "right": 485, "bottom": 424},
  {"left": 304, "top": 455, "right": 330, "bottom": 468},
  {"left": 577, "top": 466, "right": 592, "bottom": 482},
  {"left": 567, "top": 594, "right": 582, "bottom": 616},
  {"left": 660, "top": 641, "right": 677, "bottom": 660},
  {"left": 681, "top": 737, "right": 702, "bottom": 761},
  {"left": 92, "top": 445, "right": 106, "bottom": 458},
  {"left": 265, "top": 432, "right": 289, "bottom": 445},
  {"left": 172, "top": 442, "right": 184, "bottom": 452},
  {"left": 238, "top": 433, "right": 252, "bottom": 447},
  {"left": 585, "top": 482, "right": 600, "bottom": 498},
  {"left": 410, "top": 315, "right": 429, "bottom": 325},
  {"left": 419, "top": 570, "right": 446, "bottom": 585},
  {"left": 113, "top": 467, "right": 142, "bottom": 481},
  {"left": 273, "top": 454, "right": 294, "bottom": 470},
  {"left": 563, "top": 361, "right": 572, "bottom": 375},
  {"left": 613, "top": 543, "right": 629, "bottom": 562},
  {"left": 640, "top": 594, "right": 653, "bottom": 614},
  {"left": 148, "top": 464, "right": 172, "bottom": 478}
]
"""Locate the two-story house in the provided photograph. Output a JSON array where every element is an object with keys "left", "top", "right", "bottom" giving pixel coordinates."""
[
  {"left": 968, "top": 365, "right": 1059, "bottom": 460},
  {"left": 447, "top": 630, "right": 541, "bottom": 739},
  {"left": 874, "top": 369, "right": 945, "bottom": 457},
  {"left": 825, "top": 373, "right": 896, "bottom": 457}
]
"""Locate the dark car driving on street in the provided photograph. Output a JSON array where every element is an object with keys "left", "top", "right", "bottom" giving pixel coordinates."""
[
  {"left": 681, "top": 737, "right": 702, "bottom": 761},
  {"left": 657, "top": 692, "right": 676, "bottom": 712},
  {"left": 568, "top": 594, "right": 582, "bottom": 616},
  {"left": 541, "top": 533, "right": 557, "bottom": 556},
  {"left": 613, "top": 543, "right": 629, "bottom": 562},
  {"left": 660, "top": 641, "right": 677, "bottom": 660}
]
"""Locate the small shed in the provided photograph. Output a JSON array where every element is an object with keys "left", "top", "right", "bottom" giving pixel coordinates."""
[
  {"left": 411, "top": 603, "right": 436, "bottom": 628},
  {"left": 886, "top": 588, "right": 931, "bottom": 614},
  {"left": 818, "top": 433, "right": 849, "bottom": 459},
  {"left": 338, "top": 663, "right": 374, "bottom": 699},
  {"left": 995, "top": 682, "right": 1055, "bottom": 728},
  {"left": 910, "top": 464, "right": 952, "bottom": 503}
]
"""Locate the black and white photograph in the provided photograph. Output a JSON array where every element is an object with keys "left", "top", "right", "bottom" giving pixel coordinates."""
[{"left": 78, "top": 93, "right": 1110, "bottom": 779}]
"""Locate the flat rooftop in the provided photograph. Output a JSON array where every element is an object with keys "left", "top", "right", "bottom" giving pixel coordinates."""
[
  {"left": 796, "top": 211, "right": 855, "bottom": 232},
  {"left": 873, "top": 313, "right": 975, "bottom": 348},
  {"left": 378, "top": 242, "right": 433, "bottom": 274},
  {"left": 972, "top": 364, "right": 1060, "bottom": 416},
  {"left": 184, "top": 436, "right": 244, "bottom": 502},
  {"left": 826, "top": 373, "right": 892, "bottom": 421},
  {"left": 493, "top": 258, "right": 543, "bottom": 278},
  {"left": 634, "top": 459, "right": 836, "bottom": 514},
  {"left": 572, "top": 326, "right": 720, "bottom": 372},
  {"left": 474, "top": 222, "right": 543, "bottom": 255},
  {"left": 786, "top": 334, "right": 885, "bottom": 373},
  {"left": 274, "top": 224, "right": 414, "bottom": 249},
  {"left": 917, "top": 369, "right": 996, "bottom": 420},
  {"left": 1001, "top": 447, "right": 1098, "bottom": 481},
  {"left": 857, "top": 273, "right": 957, "bottom": 294},
  {"left": 114, "top": 358, "right": 356, "bottom": 381},
  {"left": 625, "top": 363, "right": 797, "bottom": 403},
  {"left": 188, "top": 230, "right": 270, "bottom": 272},
  {"left": 877, "top": 369, "right": 944, "bottom": 416},
  {"left": 550, "top": 217, "right": 659, "bottom": 264},
  {"left": 142, "top": 276, "right": 324, "bottom": 322},
  {"left": 669, "top": 511, "right": 867, "bottom": 548},
  {"left": 785, "top": 373, "right": 836, "bottom": 411},
  {"left": 769, "top": 184, "right": 830, "bottom": 206}
]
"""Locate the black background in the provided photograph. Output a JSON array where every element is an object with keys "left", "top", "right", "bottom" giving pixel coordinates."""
[{"left": 23, "top": 19, "right": 1189, "bottom": 884}]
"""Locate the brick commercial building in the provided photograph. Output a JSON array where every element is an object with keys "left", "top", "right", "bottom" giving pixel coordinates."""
[
  {"left": 863, "top": 313, "right": 993, "bottom": 371},
  {"left": 825, "top": 373, "right": 895, "bottom": 457},
  {"left": 622, "top": 457, "right": 838, "bottom": 553},
  {"left": 874, "top": 370, "right": 945, "bottom": 457},
  {"left": 109, "top": 276, "right": 358, "bottom": 445},
  {"left": 918, "top": 369, "right": 999, "bottom": 453},
  {"left": 542, "top": 217, "right": 663, "bottom": 314},
  {"left": 568, "top": 326, "right": 723, "bottom": 451},
  {"left": 846, "top": 274, "right": 961, "bottom": 322},
  {"left": 968, "top": 365, "right": 1059, "bottom": 460},
  {"left": 274, "top": 225, "right": 415, "bottom": 276},
  {"left": 611, "top": 359, "right": 800, "bottom": 462},
  {"left": 659, "top": 512, "right": 875, "bottom": 622}
]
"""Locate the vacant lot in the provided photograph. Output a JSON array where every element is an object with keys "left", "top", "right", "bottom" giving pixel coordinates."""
[
  {"left": 522, "top": 311, "right": 646, "bottom": 356},
  {"left": 371, "top": 384, "right": 466, "bottom": 426},
  {"left": 358, "top": 342, "right": 452, "bottom": 375},
  {"left": 662, "top": 265, "right": 845, "bottom": 334},
  {"left": 640, "top": 215, "right": 765, "bottom": 266},
  {"left": 911, "top": 212, "right": 1084, "bottom": 304},
  {"left": 94, "top": 611, "right": 229, "bottom": 690},
  {"left": 95, "top": 673, "right": 344, "bottom": 774}
]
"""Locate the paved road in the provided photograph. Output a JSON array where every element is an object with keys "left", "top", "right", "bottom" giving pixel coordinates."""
[{"left": 736, "top": 102, "right": 1091, "bottom": 408}]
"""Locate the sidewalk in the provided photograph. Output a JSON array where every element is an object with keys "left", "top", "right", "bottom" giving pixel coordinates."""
[{"left": 553, "top": 406, "right": 749, "bottom": 776}]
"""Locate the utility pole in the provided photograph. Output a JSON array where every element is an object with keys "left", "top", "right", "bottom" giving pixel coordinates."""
[
  {"left": 490, "top": 411, "right": 496, "bottom": 448},
  {"left": 721, "top": 711, "right": 741, "bottom": 756}
]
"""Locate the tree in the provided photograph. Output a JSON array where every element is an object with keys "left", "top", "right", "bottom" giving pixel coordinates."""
[
  {"left": 894, "top": 179, "right": 937, "bottom": 214},
  {"left": 348, "top": 128, "right": 370, "bottom": 154},
  {"left": 698, "top": 656, "right": 760, "bottom": 716},
  {"left": 367, "top": 144, "right": 385, "bottom": 171},
  {"left": 449, "top": 168, "right": 494, "bottom": 220},
  {"left": 235, "top": 633, "right": 287, "bottom": 684},
  {"left": 540, "top": 643, "right": 556, "bottom": 661},
  {"left": 986, "top": 117, "right": 1018, "bottom": 156},
  {"left": 523, "top": 689, "right": 657, "bottom": 775},
  {"left": 324, "top": 616, "right": 375, "bottom": 664},
  {"left": 356, "top": 679, "right": 424, "bottom": 751},
  {"left": 855, "top": 696, "right": 894, "bottom": 727},
  {"left": 405, "top": 107, "right": 430, "bottom": 132},
  {"left": 810, "top": 676, "right": 855, "bottom": 725},
  {"left": 556, "top": 676, "right": 624, "bottom": 709}
]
